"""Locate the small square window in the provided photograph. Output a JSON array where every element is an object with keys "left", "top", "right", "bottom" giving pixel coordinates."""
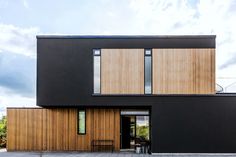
[
  {"left": 94, "top": 49, "right": 101, "bottom": 55},
  {"left": 145, "top": 49, "right": 152, "bottom": 55}
]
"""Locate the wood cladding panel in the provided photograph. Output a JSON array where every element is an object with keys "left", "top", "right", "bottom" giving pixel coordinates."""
[
  {"left": 153, "top": 48, "right": 215, "bottom": 94},
  {"left": 101, "top": 49, "right": 144, "bottom": 94},
  {"left": 7, "top": 108, "right": 120, "bottom": 151}
]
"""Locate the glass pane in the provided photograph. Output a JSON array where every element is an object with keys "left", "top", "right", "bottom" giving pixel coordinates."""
[
  {"left": 79, "top": 110, "right": 85, "bottom": 134},
  {"left": 94, "top": 56, "right": 100, "bottom": 93},
  {"left": 145, "top": 56, "right": 152, "bottom": 94},
  {"left": 94, "top": 49, "right": 100, "bottom": 55},
  {"left": 136, "top": 116, "right": 149, "bottom": 140},
  {"left": 145, "top": 49, "right": 152, "bottom": 55}
]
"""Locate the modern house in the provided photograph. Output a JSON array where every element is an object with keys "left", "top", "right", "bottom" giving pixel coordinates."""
[{"left": 7, "top": 35, "right": 236, "bottom": 154}]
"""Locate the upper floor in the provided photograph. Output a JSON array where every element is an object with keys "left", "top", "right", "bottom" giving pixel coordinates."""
[{"left": 37, "top": 35, "right": 216, "bottom": 106}]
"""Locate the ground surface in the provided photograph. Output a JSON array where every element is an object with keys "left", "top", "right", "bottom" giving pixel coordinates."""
[{"left": 1, "top": 150, "right": 236, "bottom": 157}]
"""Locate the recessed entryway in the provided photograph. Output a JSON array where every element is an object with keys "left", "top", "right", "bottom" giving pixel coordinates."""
[{"left": 120, "top": 110, "right": 150, "bottom": 153}]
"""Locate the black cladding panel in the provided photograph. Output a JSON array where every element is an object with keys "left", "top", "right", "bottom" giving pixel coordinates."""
[{"left": 151, "top": 96, "right": 236, "bottom": 153}]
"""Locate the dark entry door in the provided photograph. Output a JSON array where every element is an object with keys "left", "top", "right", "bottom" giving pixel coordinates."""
[{"left": 121, "top": 116, "right": 131, "bottom": 149}]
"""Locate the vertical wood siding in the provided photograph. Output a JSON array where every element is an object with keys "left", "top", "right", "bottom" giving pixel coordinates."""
[
  {"left": 101, "top": 48, "right": 215, "bottom": 95},
  {"left": 7, "top": 108, "right": 120, "bottom": 151},
  {"left": 101, "top": 49, "right": 144, "bottom": 94},
  {"left": 153, "top": 48, "right": 215, "bottom": 94}
]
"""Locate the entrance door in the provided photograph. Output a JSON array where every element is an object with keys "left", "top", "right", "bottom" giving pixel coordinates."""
[
  {"left": 121, "top": 116, "right": 131, "bottom": 149},
  {"left": 121, "top": 116, "right": 136, "bottom": 149}
]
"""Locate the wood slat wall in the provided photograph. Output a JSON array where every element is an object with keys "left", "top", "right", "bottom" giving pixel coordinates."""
[
  {"left": 153, "top": 48, "right": 215, "bottom": 94},
  {"left": 101, "top": 49, "right": 144, "bottom": 94},
  {"left": 7, "top": 108, "right": 120, "bottom": 151}
]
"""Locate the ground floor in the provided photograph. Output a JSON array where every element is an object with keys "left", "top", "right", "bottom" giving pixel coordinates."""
[{"left": 7, "top": 97, "right": 236, "bottom": 153}]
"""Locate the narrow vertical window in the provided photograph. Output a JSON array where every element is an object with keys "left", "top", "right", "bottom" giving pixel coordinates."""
[
  {"left": 93, "top": 49, "right": 101, "bottom": 94},
  {"left": 145, "top": 49, "right": 152, "bottom": 94},
  {"left": 78, "top": 109, "right": 86, "bottom": 134}
]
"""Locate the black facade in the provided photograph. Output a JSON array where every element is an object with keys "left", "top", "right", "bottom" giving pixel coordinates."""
[{"left": 37, "top": 35, "right": 236, "bottom": 153}]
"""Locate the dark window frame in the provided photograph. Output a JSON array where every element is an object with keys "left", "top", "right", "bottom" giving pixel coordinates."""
[
  {"left": 144, "top": 49, "right": 152, "bottom": 94},
  {"left": 77, "top": 109, "right": 86, "bottom": 135},
  {"left": 93, "top": 49, "right": 101, "bottom": 94}
]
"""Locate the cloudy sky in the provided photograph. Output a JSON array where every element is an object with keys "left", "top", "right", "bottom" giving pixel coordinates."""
[{"left": 1, "top": 0, "right": 236, "bottom": 116}]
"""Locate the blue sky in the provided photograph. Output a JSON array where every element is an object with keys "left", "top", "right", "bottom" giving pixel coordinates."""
[{"left": 1, "top": 0, "right": 236, "bottom": 116}]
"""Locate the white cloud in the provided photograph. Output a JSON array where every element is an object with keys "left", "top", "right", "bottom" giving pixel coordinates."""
[
  {"left": 0, "top": 86, "right": 36, "bottom": 118},
  {"left": 0, "top": 24, "right": 37, "bottom": 111},
  {"left": 0, "top": 0, "right": 8, "bottom": 9},
  {"left": 129, "top": 0, "right": 197, "bottom": 34},
  {"left": 22, "top": 0, "right": 30, "bottom": 9},
  {"left": 128, "top": 0, "right": 235, "bottom": 35},
  {"left": 0, "top": 24, "right": 39, "bottom": 57}
]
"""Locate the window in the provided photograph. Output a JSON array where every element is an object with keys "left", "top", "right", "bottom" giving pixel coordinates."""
[
  {"left": 145, "top": 49, "right": 152, "bottom": 94},
  {"left": 78, "top": 109, "right": 86, "bottom": 134},
  {"left": 93, "top": 49, "right": 101, "bottom": 94}
]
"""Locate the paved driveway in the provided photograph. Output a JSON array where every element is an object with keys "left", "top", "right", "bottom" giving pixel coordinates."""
[
  {"left": 1, "top": 150, "right": 236, "bottom": 157},
  {"left": 0, "top": 151, "right": 152, "bottom": 157}
]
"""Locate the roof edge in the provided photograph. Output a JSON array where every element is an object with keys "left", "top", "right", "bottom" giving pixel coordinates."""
[
  {"left": 36, "top": 35, "right": 216, "bottom": 39},
  {"left": 7, "top": 107, "right": 42, "bottom": 109}
]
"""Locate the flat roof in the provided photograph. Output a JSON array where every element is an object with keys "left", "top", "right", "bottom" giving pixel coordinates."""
[{"left": 36, "top": 35, "right": 216, "bottom": 39}]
